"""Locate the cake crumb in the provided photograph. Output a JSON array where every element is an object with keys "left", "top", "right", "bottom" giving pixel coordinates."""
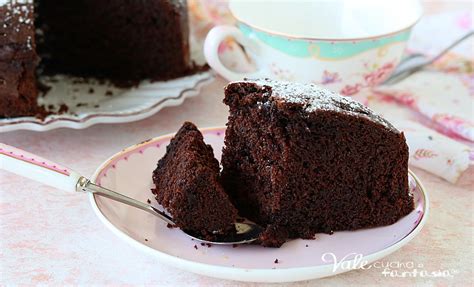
[
  {"left": 105, "top": 90, "right": 114, "bottom": 96},
  {"left": 88, "top": 88, "right": 94, "bottom": 94},
  {"left": 144, "top": 238, "right": 148, "bottom": 242},
  {"left": 274, "top": 259, "right": 279, "bottom": 264},
  {"left": 232, "top": 244, "right": 238, "bottom": 248},
  {"left": 58, "top": 104, "right": 69, "bottom": 114},
  {"left": 147, "top": 199, "right": 151, "bottom": 204},
  {"left": 194, "top": 245, "right": 198, "bottom": 250},
  {"left": 305, "top": 244, "right": 308, "bottom": 247},
  {"left": 206, "top": 243, "right": 212, "bottom": 248},
  {"left": 200, "top": 243, "right": 205, "bottom": 246},
  {"left": 166, "top": 223, "right": 176, "bottom": 229}
]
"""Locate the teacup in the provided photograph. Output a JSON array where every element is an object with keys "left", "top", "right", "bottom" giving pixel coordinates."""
[{"left": 204, "top": 0, "right": 422, "bottom": 95}]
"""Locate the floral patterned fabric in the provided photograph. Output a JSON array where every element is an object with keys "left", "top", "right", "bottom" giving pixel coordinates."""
[{"left": 189, "top": 1, "right": 473, "bottom": 183}]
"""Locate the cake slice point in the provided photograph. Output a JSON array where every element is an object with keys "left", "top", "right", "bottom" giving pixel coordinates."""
[{"left": 152, "top": 122, "right": 238, "bottom": 239}]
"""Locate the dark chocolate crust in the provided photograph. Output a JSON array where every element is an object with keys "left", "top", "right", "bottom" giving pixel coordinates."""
[
  {"left": 152, "top": 122, "right": 238, "bottom": 239},
  {"left": 221, "top": 79, "right": 413, "bottom": 247},
  {"left": 0, "top": 0, "right": 39, "bottom": 118},
  {"left": 36, "top": 0, "right": 192, "bottom": 85}
]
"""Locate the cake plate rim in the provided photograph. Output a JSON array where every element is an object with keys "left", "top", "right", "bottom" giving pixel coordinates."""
[{"left": 0, "top": 71, "right": 214, "bottom": 132}]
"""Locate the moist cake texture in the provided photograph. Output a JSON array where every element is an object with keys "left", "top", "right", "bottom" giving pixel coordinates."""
[
  {"left": 221, "top": 79, "right": 414, "bottom": 247},
  {"left": 36, "top": 0, "right": 192, "bottom": 84},
  {"left": 0, "top": 0, "right": 39, "bottom": 117},
  {"left": 152, "top": 122, "right": 238, "bottom": 239}
]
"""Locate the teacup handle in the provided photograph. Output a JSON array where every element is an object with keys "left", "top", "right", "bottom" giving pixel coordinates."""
[{"left": 204, "top": 25, "right": 263, "bottom": 81}]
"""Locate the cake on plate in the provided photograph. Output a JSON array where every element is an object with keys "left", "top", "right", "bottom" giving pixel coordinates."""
[
  {"left": 1, "top": 0, "right": 192, "bottom": 118},
  {"left": 221, "top": 79, "right": 413, "bottom": 247},
  {"left": 152, "top": 122, "right": 238, "bottom": 239},
  {"left": 151, "top": 79, "right": 413, "bottom": 247}
]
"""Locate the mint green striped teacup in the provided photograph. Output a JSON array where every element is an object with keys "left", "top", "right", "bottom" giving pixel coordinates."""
[{"left": 204, "top": 0, "right": 422, "bottom": 95}]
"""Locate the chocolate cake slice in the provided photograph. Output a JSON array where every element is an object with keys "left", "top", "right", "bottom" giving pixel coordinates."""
[
  {"left": 222, "top": 79, "right": 413, "bottom": 247},
  {"left": 152, "top": 122, "right": 238, "bottom": 239},
  {"left": 0, "top": 0, "right": 39, "bottom": 117}
]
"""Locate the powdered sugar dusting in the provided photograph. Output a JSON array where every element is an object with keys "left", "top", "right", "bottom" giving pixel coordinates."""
[
  {"left": 1, "top": 0, "right": 34, "bottom": 47},
  {"left": 0, "top": 0, "right": 31, "bottom": 5},
  {"left": 242, "top": 79, "right": 398, "bottom": 132}
]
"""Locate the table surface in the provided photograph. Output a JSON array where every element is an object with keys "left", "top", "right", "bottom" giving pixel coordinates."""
[{"left": 1, "top": 3, "right": 473, "bottom": 286}]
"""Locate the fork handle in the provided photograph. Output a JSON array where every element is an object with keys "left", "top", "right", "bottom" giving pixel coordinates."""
[
  {"left": 0, "top": 143, "right": 81, "bottom": 192},
  {"left": 0, "top": 143, "right": 176, "bottom": 225}
]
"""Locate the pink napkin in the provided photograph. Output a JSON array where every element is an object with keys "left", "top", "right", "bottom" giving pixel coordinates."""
[
  {"left": 356, "top": 12, "right": 474, "bottom": 183},
  {"left": 352, "top": 82, "right": 472, "bottom": 183},
  {"left": 189, "top": 2, "right": 473, "bottom": 183}
]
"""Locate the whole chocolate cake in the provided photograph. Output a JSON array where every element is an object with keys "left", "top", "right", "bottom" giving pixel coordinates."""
[
  {"left": 152, "top": 122, "right": 238, "bottom": 239},
  {"left": 0, "top": 0, "right": 39, "bottom": 117},
  {"left": 221, "top": 79, "right": 413, "bottom": 247},
  {"left": 1, "top": 0, "right": 192, "bottom": 118},
  {"left": 36, "top": 0, "right": 191, "bottom": 84}
]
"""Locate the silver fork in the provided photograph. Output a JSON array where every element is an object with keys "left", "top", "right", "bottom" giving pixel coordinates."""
[
  {"left": 0, "top": 143, "right": 263, "bottom": 245},
  {"left": 382, "top": 30, "right": 474, "bottom": 85}
]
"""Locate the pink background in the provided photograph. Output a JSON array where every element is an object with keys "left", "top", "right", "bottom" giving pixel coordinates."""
[{"left": 1, "top": 1, "right": 473, "bottom": 286}]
